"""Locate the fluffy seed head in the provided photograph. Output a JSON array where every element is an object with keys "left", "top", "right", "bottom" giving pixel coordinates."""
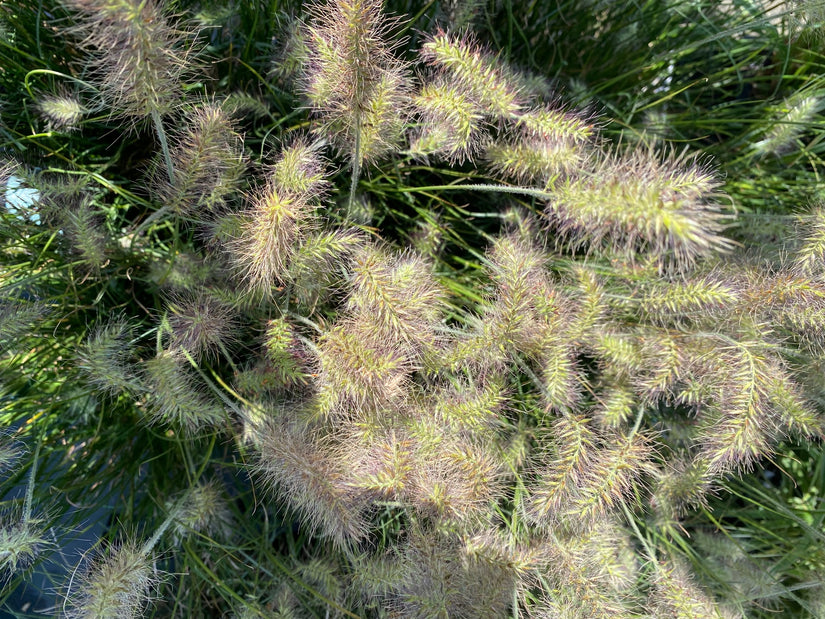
[
  {"left": 167, "top": 481, "right": 233, "bottom": 543},
  {"left": 164, "top": 291, "right": 238, "bottom": 361},
  {"left": 141, "top": 350, "right": 225, "bottom": 434},
  {"left": 0, "top": 299, "right": 47, "bottom": 347},
  {"left": 649, "top": 559, "right": 727, "bottom": 618},
  {"left": 348, "top": 429, "right": 415, "bottom": 500},
  {"left": 485, "top": 137, "right": 584, "bottom": 187},
  {"left": 525, "top": 414, "right": 597, "bottom": 527},
  {"left": 793, "top": 204, "right": 825, "bottom": 275},
  {"left": 264, "top": 318, "right": 309, "bottom": 387},
  {"left": 151, "top": 103, "right": 245, "bottom": 216},
  {"left": 753, "top": 91, "right": 821, "bottom": 156},
  {"left": 0, "top": 438, "right": 22, "bottom": 472},
  {"left": 404, "top": 423, "right": 505, "bottom": 525},
  {"left": 77, "top": 318, "right": 140, "bottom": 397},
  {"left": 36, "top": 91, "right": 86, "bottom": 131},
  {"left": 346, "top": 246, "right": 445, "bottom": 355},
  {"left": 420, "top": 31, "right": 529, "bottom": 119},
  {"left": 289, "top": 229, "right": 365, "bottom": 309},
  {"left": 65, "top": 541, "right": 156, "bottom": 619},
  {"left": 410, "top": 79, "right": 487, "bottom": 163},
  {"left": 271, "top": 137, "right": 328, "bottom": 199},
  {"left": 300, "top": 0, "right": 411, "bottom": 167},
  {"left": 62, "top": 0, "right": 196, "bottom": 121},
  {"left": 0, "top": 514, "right": 48, "bottom": 577},
  {"left": 486, "top": 105, "right": 595, "bottom": 186},
  {"left": 232, "top": 183, "right": 306, "bottom": 293},
  {"left": 547, "top": 148, "right": 732, "bottom": 268},
  {"left": 541, "top": 343, "right": 583, "bottom": 414},
  {"left": 315, "top": 322, "right": 410, "bottom": 418},
  {"left": 231, "top": 140, "right": 325, "bottom": 295},
  {"left": 63, "top": 199, "right": 109, "bottom": 270},
  {"left": 650, "top": 458, "right": 713, "bottom": 525},
  {"left": 480, "top": 234, "right": 559, "bottom": 358},
  {"left": 256, "top": 419, "right": 369, "bottom": 548}
]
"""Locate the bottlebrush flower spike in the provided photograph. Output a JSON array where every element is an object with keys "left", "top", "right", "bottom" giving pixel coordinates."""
[
  {"left": 63, "top": 198, "right": 110, "bottom": 270},
  {"left": 164, "top": 290, "right": 238, "bottom": 362},
  {"left": 0, "top": 513, "right": 48, "bottom": 578},
  {"left": 485, "top": 135, "right": 585, "bottom": 187},
  {"left": 289, "top": 229, "right": 365, "bottom": 309},
  {"left": 264, "top": 317, "right": 309, "bottom": 387},
  {"left": 315, "top": 321, "right": 411, "bottom": 419},
  {"left": 525, "top": 414, "right": 597, "bottom": 526},
  {"left": 0, "top": 299, "right": 47, "bottom": 347},
  {"left": 299, "top": 0, "right": 411, "bottom": 176},
  {"left": 695, "top": 340, "right": 783, "bottom": 476},
  {"left": 541, "top": 342, "right": 584, "bottom": 414},
  {"left": 62, "top": 0, "right": 195, "bottom": 122},
  {"left": 141, "top": 350, "right": 225, "bottom": 435},
  {"left": 793, "top": 204, "right": 825, "bottom": 275},
  {"left": 648, "top": 559, "right": 728, "bottom": 618},
  {"left": 151, "top": 103, "right": 245, "bottom": 217},
  {"left": 256, "top": 418, "right": 369, "bottom": 548},
  {"left": 410, "top": 78, "right": 487, "bottom": 163},
  {"left": 348, "top": 429, "right": 415, "bottom": 500},
  {"left": 36, "top": 91, "right": 87, "bottom": 132},
  {"left": 651, "top": 458, "right": 714, "bottom": 526},
  {"left": 407, "top": 435, "right": 504, "bottom": 524},
  {"left": 166, "top": 481, "right": 233, "bottom": 543},
  {"left": 271, "top": 136, "right": 329, "bottom": 199},
  {"left": 592, "top": 378, "right": 636, "bottom": 430},
  {"left": 0, "top": 438, "right": 22, "bottom": 472},
  {"left": 517, "top": 106, "right": 596, "bottom": 144},
  {"left": 420, "top": 31, "right": 529, "bottom": 120},
  {"left": 486, "top": 105, "right": 595, "bottom": 186},
  {"left": 481, "top": 234, "right": 554, "bottom": 357},
  {"left": 77, "top": 318, "right": 140, "bottom": 397},
  {"left": 753, "top": 91, "right": 822, "bottom": 156},
  {"left": 394, "top": 527, "right": 516, "bottom": 617},
  {"left": 568, "top": 430, "right": 653, "bottom": 528},
  {"left": 231, "top": 140, "right": 326, "bottom": 295},
  {"left": 346, "top": 245, "right": 445, "bottom": 356},
  {"left": 434, "top": 379, "right": 506, "bottom": 433},
  {"left": 635, "top": 272, "right": 739, "bottom": 326},
  {"left": 65, "top": 541, "right": 156, "bottom": 619},
  {"left": 535, "top": 526, "right": 636, "bottom": 616},
  {"left": 547, "top": 148, "right": 732, "bottom": 268}
]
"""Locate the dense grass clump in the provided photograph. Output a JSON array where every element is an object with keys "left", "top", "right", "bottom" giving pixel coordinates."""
[{"left": 2, "top": 1, "right": 825, "bottom": 617}]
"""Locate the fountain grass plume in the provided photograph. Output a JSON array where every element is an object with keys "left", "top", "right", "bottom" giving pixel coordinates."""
[
  {"left": 77, "top": 317, "right": 141, "bottom": 398},
  {"left": 256, "top": 417, "right": 370, "bottom": 549},
  {"left": 299, "top": 0, "right": 411, "bottom": 204},
  {"left": 164, "top": 290, "right": 238, "bottom": 362},
  {"left": 141, "top": 349, "right": 225, "bottom": 435},
  {"left": 150, "top": 103, "right": 245, "bottom": 218},
  {"left": 231, "top": 139, "right": 327, "bottom": 296},
  {"left": 62, "top": 0, "right": 199, "bottom": 182}
]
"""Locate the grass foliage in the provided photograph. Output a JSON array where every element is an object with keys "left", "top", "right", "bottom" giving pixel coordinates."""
[{"left": 2, "top": 0, "right": 825, "bottom": 617}]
